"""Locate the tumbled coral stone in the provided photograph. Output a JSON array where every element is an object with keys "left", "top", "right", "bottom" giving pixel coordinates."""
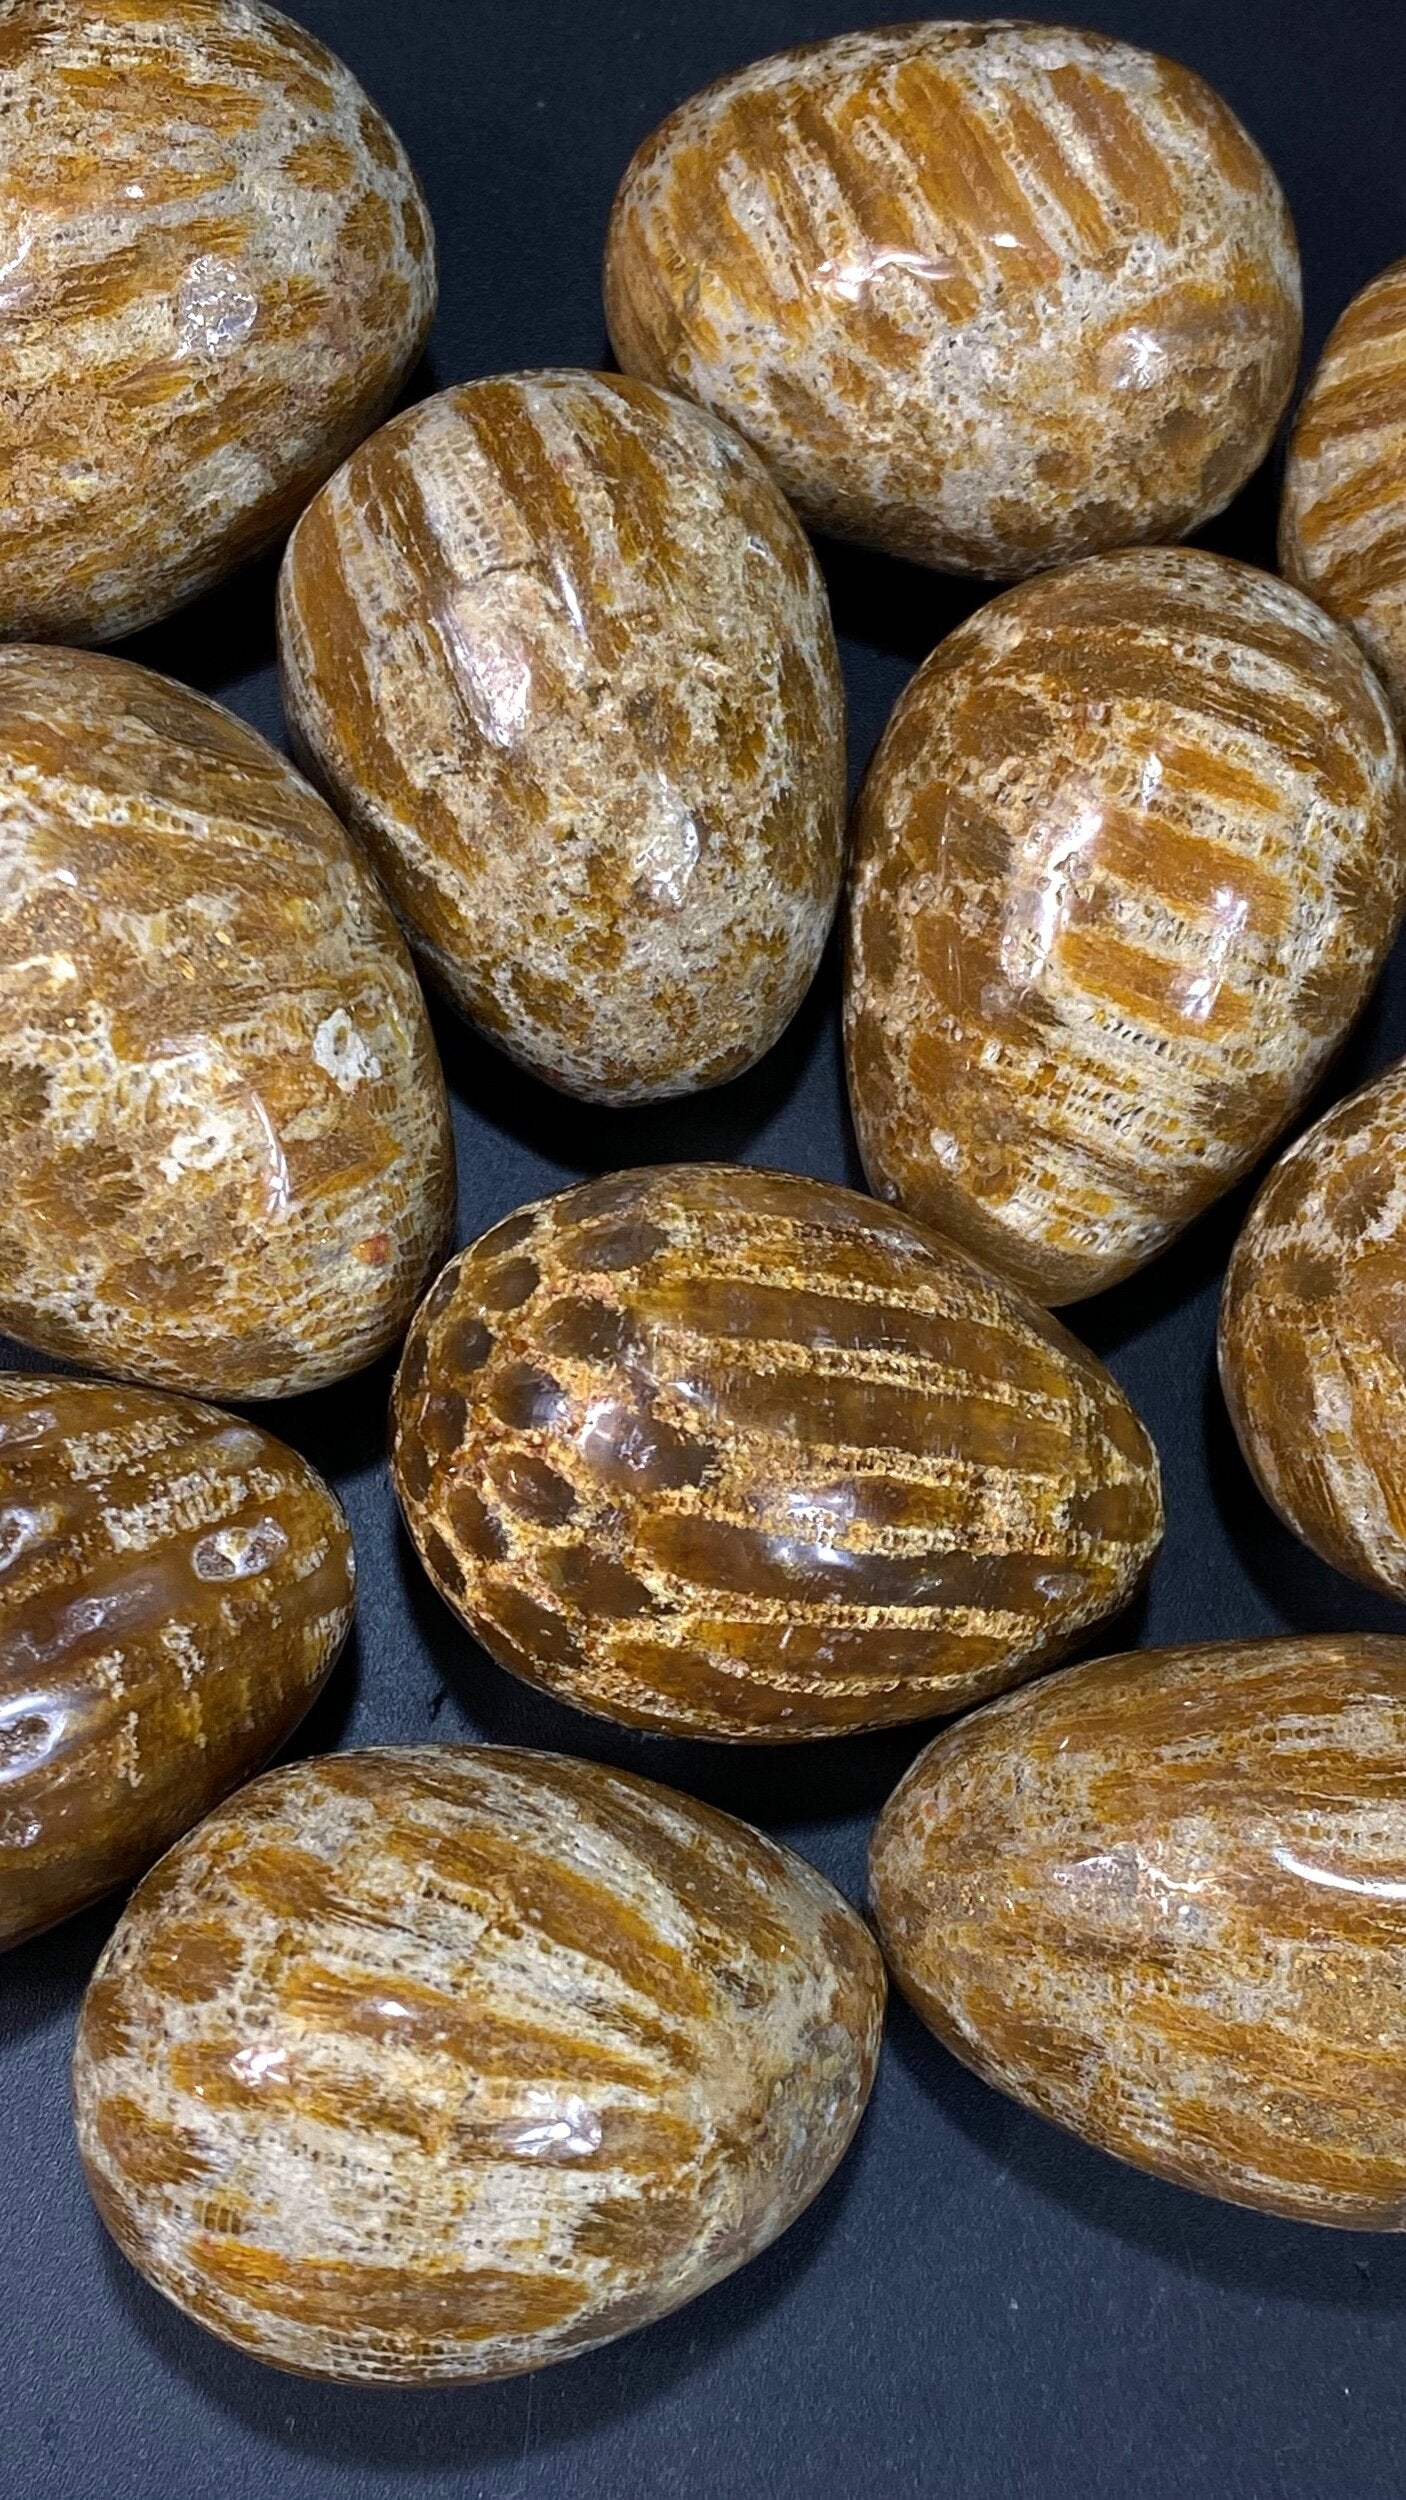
[
  {"left": 0, "top": 646, "right": 454, "bottom": 1398},
  {"left": 0, "top": 1375, "right": 353, "bottom": 1952},
  {"left": 390, "top": 1165, "right": 1162, "bottom": 1739},
  {"left": 846, "top": 548, "right": 1406, "bottom": 1304},
  {"left": 605, "top": 22, "right": 1301, "bottom": 575},
  {"left": 1221, "top": 1056, "right": 1406, "bottom": 1597},
  {"left": 0, "top": 0, "right": 435, "bottom": 644},
  {"left": 279, "top": 370, "right": 846, "bottom": 1104},
  {"left": 74, "top": 1744, "right": 884, "bottom": 2383},
  {"left": 872, "top": 1635, "right": 1406, "bottom": 2227},
  {"left": 1281, "top": 259, "right": 1406, "bottom": 720}
]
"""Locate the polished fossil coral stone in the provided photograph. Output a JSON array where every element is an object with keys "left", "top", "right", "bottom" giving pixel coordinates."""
[
  {"left": 1281, "top": 260, "right": 1406, "bottom": 719},
  {"left": 0, "top": 0, "right": 435, "bottom": 645},
  {"left": 604, "top": 21, "right": 1301, "bottom": 576},
  {"left": 846, "top": 548, "right": 1406, "bottom": 1305},
  {"left": 1220, "top": 1056, "right": 1406, "bottom": 1597},
  {"left": 278, "top": 370, "right": 846, "bottom": 1104},
  {"left": 0, "top": 1375, "right": 353, "bottom": 1952},
  {"left": 390, "top": 1165, "right": 1162, "bottom": 1740},
  {"left": 872, "top": 1635, "right": 1406, "bottom": 2227},
  {"left": 74, "top": 1744, "right": 884, "bottom": 2384},
  {"left": 0, "top": 646, "right": 454, "bottom": 1398}
]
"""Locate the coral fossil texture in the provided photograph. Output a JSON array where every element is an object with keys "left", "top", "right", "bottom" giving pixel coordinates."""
[
  {"left": 1221, "top": 1055, "right": 1406, "bottom": 1598},
  {"left": 391, "top": 1164, "right": 1162, "bottom": 1740},
  {"left": 0, "top": 1374, "right": 353, "bottom": 1950},
  {"left": 845, "top": 548, "right": 1406, "bottom": 1304},
  {"left": 0, "top": 0, "right": 436, "bottom": 642},
  {"left": 1281, "top": 258, "right": 1406, "bottom": 720},
  {"left": 872, "top": 1636, "right": 1406, "bottom": 2227},
  {"left": 605, "top": 20, "right": 1301, "bottom": 574},
  {"left": 74, "top": 1745, "right": 885, "bottom": 2383},
  {"left": 279, "top": 370, "right": 846, "bottom": 1103},
  {"left": 0, "top": 646, "right": 454, "bottom": 1399}
]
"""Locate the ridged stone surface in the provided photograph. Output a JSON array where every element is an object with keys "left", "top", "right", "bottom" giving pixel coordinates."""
[
  {"left": 0, "top": 646, "right": 454, "bottom": 1398},
  {"left": 845, "top": 548, "right": 1406, "bottom": 1304},
  {"left": 1281, "top": 259, "right": 1406, "bottom": 719},
  {"left": 0, "top": 0, "right": 436, "bottom": 646},
  {"left": 391, "top": 1164, "right": 1162, "bottom": 1740},
  {"left": 604, "top": 20, "right": 1301, "bottom": 575},
  {"left": 1220, "top": 1055, "right": 1406, "bottom": 1599},
  {"left": 0, "top": 1373, "right": 354, "bottom": 1951},
  {"left": 872, "top": 1635, "right": 1406, "bottom": 2228},
  {"left": 278, "top": 370, "right": 846, "bottom": 1104},
  {"left": 73, "top": 1744, "right": 885, "bottom": 2383}
]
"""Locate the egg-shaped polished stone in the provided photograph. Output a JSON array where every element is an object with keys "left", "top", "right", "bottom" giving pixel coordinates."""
[
  {"left": 0, "top": 0, "right": 436, "bottom": 645},
  {"left": 278, "top": 371, "right": 846, "bottom": 1104},
  {"left": 0, "top": 646, "right": 454, "bottom": 1398},
  {"left": 846, "top": 548, "right": 1406, "bottom": 1305},
  {"left": 1281, "top": 259, "right": 1406, "bottom": 720},
  {"left": 390, "top": 1165, "right": 1162, "bottom": 1740},
  {"left": 74, "top": 1743, "right": 884, "bottom": 2383},
  {"left": 604, "top": 21, "right": 1300, "bottom": 576},
  {"left": 872, "top": 1635, "right": 1406, "bottom": 2227},
  {"left": 0, "top": 1375, "right": 353, "bottom": 1952},
  {"left": 1220, "top": 1056, "right": 1406, "bottom": 1598}
]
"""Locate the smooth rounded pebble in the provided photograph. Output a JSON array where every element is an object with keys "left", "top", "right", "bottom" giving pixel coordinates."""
[
  {"left": 845, "top": 547, "right": 1406, "bottom": 1304},
  {"left": 0, "top": 645, "right": 454, "bottom": 1398},
  {"left": 605, "top": 20, "right": 1300, "bottom": 575},
  {"left": 0, "top": 0, "right": 436, "bottom": 644},
  {"left": 0, "top": 1374, "right": 353, "bottom": 1951},
  {"left": 391, "top": 1164, "right": 1162, "bottom": 1740},
  {"left": 1221, "top": 1054, "right": 1406, "bottom": 1598},
  {"left": 74, "top": 1744, "right": 885, "bottom": 2383},
  {"left": 1281, "top": 258, "right": 1406, "bottom": 720},
  {"left": 872, "top": 1635, "right": 1406, "bottom": 2227},
  {"left": 279, "top": 370, "right": 846, "bottom": 1103}
]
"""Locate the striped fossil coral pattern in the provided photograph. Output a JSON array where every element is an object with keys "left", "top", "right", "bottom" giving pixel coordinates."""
[
  {"left": 872, "top": 1636, "right": 1406, "bottom": 2227},
  {"left": 0, "top": 0, "right": 436, "bottom": 642},
  {"left": 845, "top": 548, "right": 1406, "bottom": 1305},
  {"left": 74, "top": 1745, "right": 885, "bottom": 2383},
  {"left": 605, "top": 20, "right": 1301, "bottom": 573},
  {"left": 278, "top": 371, "right": 846, "bottom": 1104},
  {"left": 1281, "top": 258, "right": 1406, "bottom": 718},
  {"left": 1221, "top": 1055, "right": 1406, "bottom": 1597},
  {"left": 0, "top": 1374, "right": 353, "bottom": 1950},
  {"left": 390, "top": 1165, "right": 1162, "bottom": 1740},
  {"left": 0, "top": 646, "right": 454, "bottom": 1398}
]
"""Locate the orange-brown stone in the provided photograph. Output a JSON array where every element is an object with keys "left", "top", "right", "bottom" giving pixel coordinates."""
[
  {"left": 0, "top": 1373, "right": 353, "bottom": 1951},
  {"left": 0, "top": 645, "right": 454, "bottom": 1397},
  {"left": 605, "top": 22, "right": 1300, "bottom": 574},
  {"left": 279, "top": 370, "right": 845, "bottom": 1104},
  {"left": 0, "top": 0, "right": 435, "bottom": 643},
  {"left": 845, "top": 548, "right": 1406, "bottom": 1303},
  {"left": 391, "top": 1164, "right": 1162, "bottom": 1739},
  {"left": 74, "top": 1744, "right": 884, "bottom": 2382},
  {"left": 872, "top": 1635, "right": 1406, "bottom": 2227}
]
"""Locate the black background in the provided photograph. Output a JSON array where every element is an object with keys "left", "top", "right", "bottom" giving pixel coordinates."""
[{"left": 6, "top": 5, "right": 1406, "bottom": 2495}]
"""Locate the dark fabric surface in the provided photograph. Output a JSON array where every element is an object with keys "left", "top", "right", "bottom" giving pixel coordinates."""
[{"left": 6, "top": 5, "right": 1406, "bottom": 2494}]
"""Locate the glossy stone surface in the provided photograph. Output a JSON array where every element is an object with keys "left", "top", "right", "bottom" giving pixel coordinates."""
[
  {"left": 1281, "top": 259, "right": 1406, "bottom": 720},
  {"left": 875, "top": 1630, "right": 1406, "bottom": 2240},
  {"left": 74, "top": 1744, "right": 884, "bottom": 2383},
  {"left": 873, "top": 1634, "right": 1406, "bottom": 2227},
  {"left": 1220, "top": 1055, "right": 1406, "bottom": 1597},
  {"left": 0, "top": 647, "right": 454, "bottom": 1398},
  {"left": 0, "top": 1375, "right": 352, "bottom": 1951},
  {"left": 0, "top": 0, "right": 435, "bottom": 645},
  {"left": 391, "top": 1165, "right": 1162, "bottom": 1740},
  {"left": 846, "top": 548, "right": 1406, "bottom": 1305},
  {"left": 278, "top": 370, "right": 846, "bottom": 1104},
  {"left": 604, "top": 22, "right": 1300, "bottom": 576}
]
